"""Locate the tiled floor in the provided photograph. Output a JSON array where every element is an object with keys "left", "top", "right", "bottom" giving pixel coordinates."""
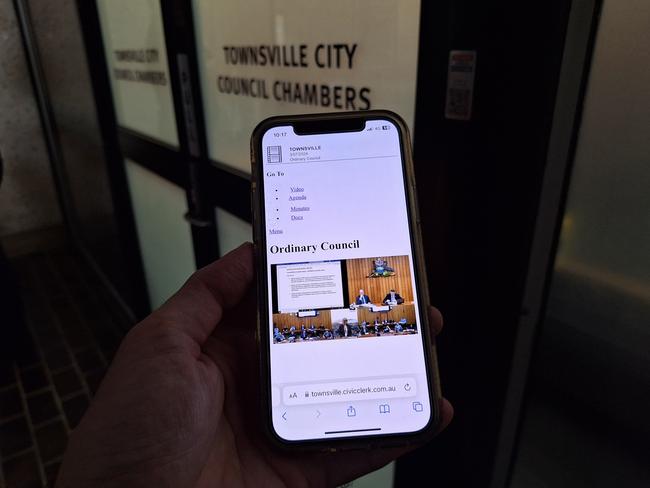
[{"left": 0, "top": 249, "right": 132, "bottom": 487}]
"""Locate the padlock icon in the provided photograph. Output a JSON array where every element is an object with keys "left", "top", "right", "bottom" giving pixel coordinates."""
[{"left": 347, "top": 406, "right": 356, "bottom": 417}]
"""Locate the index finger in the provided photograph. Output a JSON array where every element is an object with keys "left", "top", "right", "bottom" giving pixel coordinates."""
[
  {"left": 428, "top": 305, "right": 444, "bottom": 338},
  {"left": 156, "top": 242, "right": 254, "bottom": 344}
]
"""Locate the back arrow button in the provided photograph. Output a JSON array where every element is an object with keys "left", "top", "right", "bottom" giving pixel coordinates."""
[{"left": 282, "top": 412, "right": 287, "bottom": 421}]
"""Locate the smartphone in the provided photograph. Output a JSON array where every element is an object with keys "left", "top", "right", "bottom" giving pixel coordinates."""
[{"left": 251, "top": 110, "right": 441, "bottom": 449}]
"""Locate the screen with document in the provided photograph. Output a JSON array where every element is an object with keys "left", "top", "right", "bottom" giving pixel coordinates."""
[{"left": 261, "top": 119, "right": 432, "bottom": 441}]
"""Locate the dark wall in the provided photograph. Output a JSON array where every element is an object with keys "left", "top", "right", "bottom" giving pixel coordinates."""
[{"left": 0, "top": 0, "right": 61, "bottom": 237}]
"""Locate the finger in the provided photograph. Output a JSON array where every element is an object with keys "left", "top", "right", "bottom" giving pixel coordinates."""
[
  {"left": 157, "top": 243, "right": 255, "bottom": 344},
  {"left": 437, "top": 397, "right": 454, "bottom": 433},
  {"left": 428, "top": 305, "right": 443, "bottom": 338},
  {"left": 191, "top": 242, "right": 255, "bottom": 309}
]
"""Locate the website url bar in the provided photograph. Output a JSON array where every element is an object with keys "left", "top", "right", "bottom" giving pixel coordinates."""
[{"left": 283, "top": 377, "right": 417, "bottom": 406}]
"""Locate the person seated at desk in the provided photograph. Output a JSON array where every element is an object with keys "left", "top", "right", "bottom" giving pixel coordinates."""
[
  {"left": 383, "top": 289, "right": 404, "bottom": 305},
  {"left": 273, "top": 327, "right": 285, "bottom": 342},
  {"left": 323, "top": 328, "right": 333, "bottom": 339},
  {"left": 339, "top": 319, "right": 350, "bottom": 337},
  {"left": 355, "top": 289, "right": 372, "bottom": 305},
  {"left": 287, "top": 327, "right": 297, "bottom": 342},
  {"left": 400, "top": 318, "right": 414, "bottom": 332},
  {"left": 300, "top": 325, "right": 308, "bottom": 340},
  {"left": 308, "top": 324, "right": 317, "bottom": 337},
  {"left": 351, "top": 323, "right": 360, "bottom": 336},
  {"left": 382, "top": 321, "right": 391, "bottom": 334},
  {"left": 360, "top": 321, "right": 369, "bottom": 335},
  {"left": 372, "top": 318, "right": 381, "bottom": 335},
  {"left": 394, "top": 322, "right": 403, "bottom": 333}
]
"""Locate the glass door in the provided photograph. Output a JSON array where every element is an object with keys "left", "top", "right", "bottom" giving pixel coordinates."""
[{"left": 510, "top": 0, "right": 650, "bottom": 485}]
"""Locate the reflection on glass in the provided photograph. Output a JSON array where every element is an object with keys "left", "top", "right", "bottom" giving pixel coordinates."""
[
  {"left": 125, "top": 160, "right": 195, "bottom": 309},
  {"left": 192, "top": 0, "right": 420, "bottom": 173},
  {"left": 97, "top": 0, "right": 179, "bottom": 146},
  {"left": 215, "top": 207, "right": 252, "bottom": 257},
  {"left": 511, "top": 1, "right": 650, "bottom": 484}
]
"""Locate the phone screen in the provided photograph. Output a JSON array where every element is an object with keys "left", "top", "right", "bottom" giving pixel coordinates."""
[{"left": 260, "top": 118, "right": 432, "bottom": 441}]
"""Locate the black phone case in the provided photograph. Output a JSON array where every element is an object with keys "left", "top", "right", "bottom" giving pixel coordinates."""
[{"left": 250, "top": 110, "right": 442, "bottom": 451}]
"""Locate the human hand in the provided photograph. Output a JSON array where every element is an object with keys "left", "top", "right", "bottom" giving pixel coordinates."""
[{"left": 56, "top": 243, "right": 452, "bottom": 487}]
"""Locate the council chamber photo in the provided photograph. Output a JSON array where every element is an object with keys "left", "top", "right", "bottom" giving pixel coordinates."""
[{"left": 271, "top": 255, "right": 421, "bottom": 344}]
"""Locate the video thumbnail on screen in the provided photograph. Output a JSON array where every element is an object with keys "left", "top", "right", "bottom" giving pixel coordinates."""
[{"left": 271, "top": 256, "right": 419, "bottom": 344}]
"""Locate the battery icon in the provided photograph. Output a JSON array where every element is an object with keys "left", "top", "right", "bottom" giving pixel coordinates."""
[{"left": 382, "top": 125, "right": 389, "bottom": 130}]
